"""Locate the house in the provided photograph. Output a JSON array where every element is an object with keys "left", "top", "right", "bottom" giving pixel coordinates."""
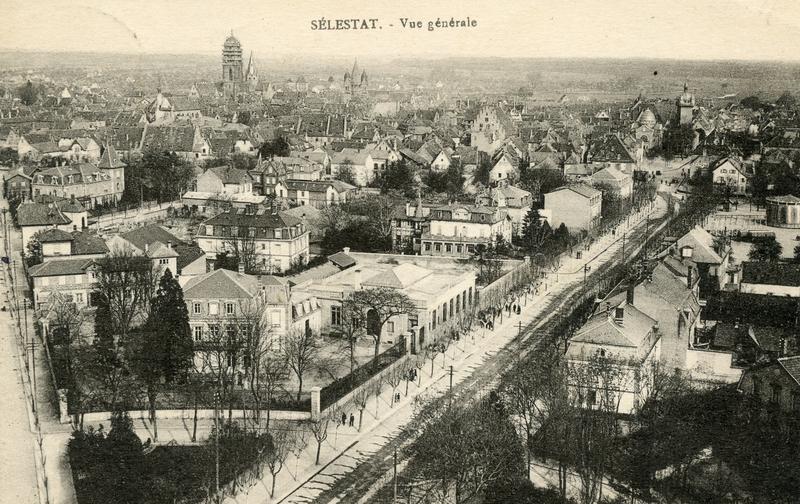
[
  {"left": 28, "top": 258, "right": 98, "bottom": 311},
  {"left": 31, "top": 163, "right": 120, "bottom": 209},
  {"left": 330, "top": 148, "right": 375, "bottom": 186},
  {"left": 293, "top": 255, "right": 476, "bottom": 355},
  {"left": 421, "top": 204, "right": 513, "bottom": 257},
  {"left": 566, "top": 301, "right": 661, "bottom": 415},
  {"left": 196, "top": 206, "right": 310, "bottom": 273},
  {"left": 489, "top": 151, "right": 518, "bottom": 183},
  {"left": 739, "top": 261, "right": 800, "bottom": 297},
  {"left": 391, "top": 200, "right": 432, "bottom": 253},
  {"left": 38, "top": 229, "right": 108, "bottom": 262},
  {"left": 543, "top": 184, "right": 602, "bottom": 232},
  {"left": 710, "top": 157, "right": 749, "bottom": 195},
  {"left": 4, "top": 168, "right": 33, "bottom": 201},
  {"left": 184, "top": 268, "right": 320, "bottom": 375},
  {"left": 675, "top": 227, "right": 732, "bottom": 299},
  {"left": 106, "top": 224, "right": 203, "bottom": 277},
  {"left": 591, "top": 166, "right": 633, "bottom": 199},
  {"left": 16, "top": 201, "right": 74, "bottom": 249},
  {"left": 274, "top": 179, "right": 354, "bottom": 208},
  {"left": 606, "top": 255, "right": 701, "bottom": 371},
  {"left": 196, "top": 166, "right": 254, "bottom": 195},
  {"left": 475, "top": 184, "right": 532, "bottom": 235},
  {"left": 739, "top": 356, "right": 800, "bottom": 413}
]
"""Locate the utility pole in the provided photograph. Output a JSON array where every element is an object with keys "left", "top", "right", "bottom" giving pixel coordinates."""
[
  {"left": 215, "top": 390, "right": 220, "bottom": 504},
  {"left": 29, "top": 339, "right": 36, "bottom": 415},
  {"left": 393, "top": 448, "right": 398, "bottom": 502}
]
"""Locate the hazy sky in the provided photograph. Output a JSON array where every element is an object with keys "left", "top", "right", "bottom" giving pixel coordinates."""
[{"left": 3, "top": 0, "right": 800, "bottom": 61}]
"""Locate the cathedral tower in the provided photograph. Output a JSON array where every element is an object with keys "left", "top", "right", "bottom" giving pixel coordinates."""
[{"left": 222, "top": 31, "right": 243, "bottom": 98}]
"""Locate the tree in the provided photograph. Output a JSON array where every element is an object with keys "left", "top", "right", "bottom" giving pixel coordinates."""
[
  {"left": 149, "top": 269, "right": 193, "bottom": 382},
  {"left": 258, "top": 136, "right": 290, "bottom": 158},
  {"left": 378, "top": 160, "right": 417, "bottom": 197},
  {"left": 122, "top": 150, "right": 194, "bottom": 204},
  {"left": 0, "top": 148, "right": 18, "bottom": 166},
  {"left": 404, "top": 392, "right": 524, "bottom": 503},
  {"left": 346, "top": 287, "right": 416, "bottom": 358},
  {"left": 471, "top": 243, "right": 505, "bottom": 285},
  {"left": 265, "top": 424, "right": 298, "bottom": 497},
  {"left": 94, "top": 250, "right": 158, "bottom": 342},
  {"left": 223, "top": 226, "right": 260, "bottom": 273},
  {"left": 351, "top": 387, "right": 371, "bottom": 431},
  {"left": 126, "top": 328, "right": 164, "bottom": 440},
  {"left": 282, "top": 327, "right": 320, "bottom": 401},
  {"left": 519, "top": 207, "right": 552, "bottom": 254},
  {"left": 339, "top": 299, "right": 367, "bottom": 373},
  {"left": 17, "top": 81, "right": 39, "bottom": 105},
  {"left": 336, "top": 160, "right": 357, "bottom": 186},
  {"left": 748, "top": 235, "right": 782, "bottom": 262},
  {"left": 309, "top": 414, "right": 331, "bottom": 465},
  {"left": 473, "top": 154, "right": 492, "bottom": 186},
  {"left": 518, "top": 167, "right": 566, "bottom": 198}
]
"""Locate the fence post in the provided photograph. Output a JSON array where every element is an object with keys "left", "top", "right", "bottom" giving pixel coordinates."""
[{"left": 310, "top": 386, "right": 321, "bottom": 421}]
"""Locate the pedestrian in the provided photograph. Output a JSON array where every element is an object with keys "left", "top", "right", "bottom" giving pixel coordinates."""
[
  {"left": 349, "top": 413, "right": 355, "bottom": 427},
  {"left": 341, "top": 412, "right": 347, "bottom": 426},
  {"left": 395, "top": 392, "right": 400, "bottom": 403}
]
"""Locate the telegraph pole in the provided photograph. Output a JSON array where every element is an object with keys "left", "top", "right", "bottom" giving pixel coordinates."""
[
  {"left": 393, "top": 448, "right": 398, "bottom": 502},
  {"left": 215, "top": 390, "right": 220, "bottom": 504}
]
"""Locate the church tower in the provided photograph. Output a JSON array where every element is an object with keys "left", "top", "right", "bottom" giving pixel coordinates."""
[
  {"left": 677, "top": 82, "right": 695, "bottom": 125},
  {"left": 245, "top": 51, "right": 259, "bottom": 92},
  {"left": 222, "top": 31, "right": 243, "bottom": 99}
]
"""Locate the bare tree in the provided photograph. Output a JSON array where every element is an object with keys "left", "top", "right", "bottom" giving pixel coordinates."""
[
  {"left": 384, "top": 361, "right": 407, "bottom": 408},
  {"left": 266, "top": 423, "right": 299, "bottom": 497},
  {"left": 224, "top": 227, "right": 260, "bottom": 274},
  {"left": 196, "top": 317, "right": 240, "bottom": 422},
  {"left": 339, "top": 300, "right": 366, "bottom": 373},
  {"left": 351, "top": 387, "right": 370, "bottom": 431},
  {"left": 282, "top": 327, "right": 320, "bottom": 402},
  {"left": 94, "top": 250, "right": 158, "bottom": 342},
  {"left": 346, "top": 287, "right": 417, "bottom": 358},
  {"left": 308, "top": 414, "right": 331, "bottom": 465}
]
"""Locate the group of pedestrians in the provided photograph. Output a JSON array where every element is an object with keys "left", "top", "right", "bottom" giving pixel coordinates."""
[{"left": 340, "top": 411, "right": 355, "bottom": 428}]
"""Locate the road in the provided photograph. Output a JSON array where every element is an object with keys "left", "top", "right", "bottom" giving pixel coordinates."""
[
  {"left": 275, "top": 198, "right": 669, "bottom": 504},
  {"left": 0, "top": 185, "right": 40, "bottom": 503}
]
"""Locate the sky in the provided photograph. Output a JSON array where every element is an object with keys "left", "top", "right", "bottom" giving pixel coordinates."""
[{"left": 2, "top": 0, "right": 800, "bottom": 61}]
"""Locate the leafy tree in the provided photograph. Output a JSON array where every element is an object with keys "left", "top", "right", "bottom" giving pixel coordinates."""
[
  {"left": 662, "top": 124, "right": 696, "bottom": 159},
  {"left": 17, "top": 80, "right": 39, "bottom": 105},
  {"left": 775, "top": 91, "right": 797, "bottom": 109},
  {"left": 104, "top": 411, "right": 147, "bottom": 503},
  {"left": 378, "top": 159, "right": 417, "bottom": 197},
  {"left": 518, "top": 167, "right": 566, "bottom": 199},
  {"left": 123, "top": 150, "right": 195, "bottom": 204},
  {"left": 473, "top": 155, "right": 492, "bottom": 186},
  {"left": 748, "top": 236, "right": 782, "bottom": 262},
  {"left": 258, "top": 136, "right": 290, "bottom": 158},
  {"left": 149, "top": 269, "right": 193, "bottom": 382},
  {"left": 0, "top": 148, "right": 18, "bottom": 166},
  {"left": 336, "top": 160, "right": 357, "bottom": 186}
]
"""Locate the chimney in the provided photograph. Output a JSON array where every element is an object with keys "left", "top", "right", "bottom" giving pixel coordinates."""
[
  {"left": 405, "top": 202, "right": 411, "bottom": 216},
  {"left": 343, "top": 247, "right": 350, "bottom": 255},
  {"left": 167, "top": 241, "right": 172, "bottom": 249},
  {"left": 626, "top": 284, "right": 635, "bottom": 306},
  {"left": 238, "top": 261, "right": 246, "bottom": 274},
  {"left": 144, "top": 243, "right": 149, "bottom": 253},
  {"left": 614, "top": 306, "right": 624, "bottom": 325}
]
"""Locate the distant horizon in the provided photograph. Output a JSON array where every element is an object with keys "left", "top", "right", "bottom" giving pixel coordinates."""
[{"left": 2, "top": 48, "right": 800, "bottom": 66}]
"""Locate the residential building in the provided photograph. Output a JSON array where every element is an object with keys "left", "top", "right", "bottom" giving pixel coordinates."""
[
  {"left": 591, "top": 166, "right": 633, "bottom": 199},
  {"left": 16, "top": 201, "right": 74, "bottom": 249},
  {"left": 710, "top": 157, "right": 749, "bottom": 195},
  {"left": 391, "top": 200, "right": 431, "bottom": 253},
  {"left": 543, "top": 184, "right": 602, "bottom": 232},
  {"left": 420, "top": 204, "right": 513, "bottom": 257},
  {"left": 475, "top": 184, "right": 532, "bottom": 235},
  {"left": 106, "top": 224, "right": 205, "bottom": 278},
  {"left": 196, "top": 165, "right": 254, "bottom": 194},
  {"left": 29, "top": 258, "right": 98, "bottom": 311},
  {"left": 274, "top": 179, "right": 353, "bottom": 208},
  {"left": 739, "top": 356, "right": 800, "bottom": 413},
  {"left": 676, "top": 227, "right": 732, "bottom": 299},
  {"left": 196, "top": 206, "right": 309, "bottom": 273},
  {"left": 566, "top": 302, "right": 661, "bottom": 415}
]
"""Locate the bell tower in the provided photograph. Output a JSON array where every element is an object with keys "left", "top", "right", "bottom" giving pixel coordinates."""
[{"left": 222, "top": 30, "right": 243, "bottom": 99}]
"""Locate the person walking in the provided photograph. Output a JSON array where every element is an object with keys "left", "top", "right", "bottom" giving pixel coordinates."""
[
  {"left": 349, "top": 413, "right": 355, "bottom": 427},
  {"left": 341, "top": 412, "right": 347, "bottom": 426}
]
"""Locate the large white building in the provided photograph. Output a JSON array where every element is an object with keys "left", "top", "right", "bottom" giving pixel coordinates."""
[
  {"left": 420, "top": 204, "right": 513, "bottom": 257},
  {"left": 196, "top": 206, "right": 309, "bottom": 273}
]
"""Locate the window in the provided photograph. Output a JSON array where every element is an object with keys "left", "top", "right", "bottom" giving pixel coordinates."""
[
  {"left": 159, "top": 258, "right": 168, "bottom": 265},
  {"left": 445, "top": 243, "right": 452, "bottom": 253},
  {"left": 587, "top": 390, "right": 597, "bottom": 407},
  {"left": 752, "top": 377, "right": 762, "bottom": 397},
  {"left": 275, "top": 229, "right": 282, "bottom": 239},
  {"left": 194, "top": 326, "right": 203, "bottom": 341},
  {"left": 193, "top": 303, "right": 201, "bottom": 314},
  {"left": 331, "top": 305, "right": 342, "bottom": 326},
  {"left": 270, "top": 310, "right": 282, "bottom": 328},
  {"left": 435, "top": 243, "right": 442, "bottom": 252},
  {"left": 208, "top": 325, "right": 220, "bottom": 338},
  {"left": 75, "top": 293, "right": 83, "bottom": 304},
  {"left": 209, "top": 303, "right": 219, "bottom": 316},
  {"left": 387, "top": 322, "right": 395, "bottom": 333},
  {"left": 771, "top": 383, "right": 782, "bottom": 404},
  {"left": 456, "top": 244, "right": 462, "bottom": 253},
  {"left": 425, "top": 243, "right": 431, "bottom": 251},
  {"left": 225, "top": 303, "right": 235, "bottom": 315}
]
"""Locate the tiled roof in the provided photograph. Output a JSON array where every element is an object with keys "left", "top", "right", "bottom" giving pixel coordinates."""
[
  {"left": 120, "top": 224, "right": 184, "bottom": 252},
  {"left": 571, "top": 304, "right": 657, "bottom": 351},
  {"left": 37, "top": 228, "right": 73, "bottom": 243},
  {"left": 362, "top": 263, "right": 432, "bottom": 289},
  {"left": 183, "top": 268, "right": 260, "bottom": 299},
  {"left": 208, "top": 166, "right": 251, "bottom": 185},
  {"left": 327, "top": 251, "right": 356, "bottom": 269},
  {"left": 16, "top": 201, "right": 71, "bottom": 227},
  {"left": 175, "top": 244, "right": 206, "bottom": 271},
  {"left": 741, "top": 261, "right": 800, "bottom": 287},
  {"left": 29, "top": 257, "right": 94, "bottom": 277},
  {"left": 203, "top": 208, "right": 302, "bottom": 229},
  {"left": 97, "top": 144, "right": 126, "bottom": 169},
  {"left": 70, "top": 230, "right": 109, "bottom": 255},
  {"left": 778, "top": 356, "right": 800, "bottom": 386},
  {"left": 141, "top": 125, "right": 196, "bottom": 153}
]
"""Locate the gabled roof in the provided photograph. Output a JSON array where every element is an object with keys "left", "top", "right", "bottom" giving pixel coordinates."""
[
  {"left": 570, "top": 304, "right": 657, "bottom": 350},
  {"left": 70, "top": 230, "right": 109, "bottom": 256},
  {"left": 97, "top": 144, "right": 126, "bottom": 169},
  {"left": 362, "top": 263, "right": 432, "bottom": 289},
  {"left": 120, "top": 224, "right": 184, "bottom": 252},
  {"left": 327, "top": 251, "right": 356, "bottom": 269},
  {"left": 547, "top": 184, "right": 601, "bottom": 199},
  {"left": 146, "top": 241, "right": 179, "bottom": 259},
  {"left": 175, "top": 244, "right": 206, "bottom": 271},
  {"left": 37, "top": 228, "right": 73, "bottom": 243},
  {"left": 182, "top": 268, "right": 260, "bottom": 300},
  {"left": 29, "top": 257, "right": 94, "bottom": 277},
  {"left": 16, "top": 201, "right": 71, "bottom": 227},
  {"left": 778, "top": 356, "right": 800, "bottom": 386},
  {"left": 203, "top": 208, "right": 301, "bottom": 228},
  {"left": 207, "top": 165, "right": 251, "bottom": 185},
  {"left": 676, "top": 227, "right": 723, "bottom": 265}
]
